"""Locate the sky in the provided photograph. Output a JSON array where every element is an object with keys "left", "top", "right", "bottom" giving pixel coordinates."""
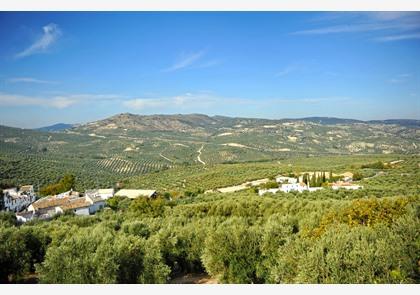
[{"left": 0, "top": 12, "right": 419, "bottom": 128}]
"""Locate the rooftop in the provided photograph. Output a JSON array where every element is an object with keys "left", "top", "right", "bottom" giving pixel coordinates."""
[{"left": 115, "top": 189, "right": 156, "bottom": 198}]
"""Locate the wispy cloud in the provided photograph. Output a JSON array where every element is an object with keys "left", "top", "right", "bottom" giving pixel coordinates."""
[
  {"left": 195, "top": 59, "right": 222, "bottom": 69},
  {"left": 388, "top": 74, "right": 412, "bottom": 84},
  {"left": 291, "top": 12, "right": 420, "bottom": 42},
  {"left": 0, "top": 93, "right": 120, "bottom": 109},
  {"left": 15, "top": 23, "right": 62, "bottom": 59},
  {"left": 6, "top": 77, "right": 59, "bottom": 84},
  {"left": 123, "top": 93, "right": 350, "bottom": 111},
  {"left": 163, "top": 51, "right": 205, "bottom": 72},
  {"left": 375, "top": 33, "right": 420, "bottom": 42},
  {"left": 275, "top": 64, "right": 300, "bottom": 77}
]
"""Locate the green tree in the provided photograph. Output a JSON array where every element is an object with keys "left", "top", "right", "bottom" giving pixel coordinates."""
[
  {"left": 202, "top": 218, "right": 262, "bottom": 283},
  {"left": 37, "top": 225, "right": 169, "bottom": 283},
  {"left": 39, "top": 174, "right": 75, "bottom": 196},
  {"left": 0, "top": 227, "right": 31, "bottom": 282}
]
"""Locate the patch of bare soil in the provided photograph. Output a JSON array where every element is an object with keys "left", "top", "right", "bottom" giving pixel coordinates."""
[{"left": 169, "top": 273, "right": 218, "bottom": 284}]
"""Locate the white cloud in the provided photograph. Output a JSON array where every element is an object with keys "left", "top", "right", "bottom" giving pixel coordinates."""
[
  {"left": 6, "top": 77, "right": 58, "bottom": 84},
  {"left": 292, "top": 23, "right": 413, "bottom": 35},
  {"left": 0, "top": 93, "right": 121, "bottom": 109},
  {"left": 0, "top": 93, "right": 75, "bottom": 109},
  {"left": 15, "top": 23, "right": 62, "bottom": 59},
  {"left": 375, "top": 33, "right": 420, "bottom": 42},
  {"left": 276, "top": 65, "right": 299, "bottom": 77},
  {"left": 163, "top": 51, "right": 205, "bottom": 72},
  {"left": 388, "top": 74, "right": 412, "bottom": 84},
  {"left": 292, "top": 12, "right": 420, "bottom": 41},
  {"left": 122, "top": 93, "right": 350, "bottom": 111}
]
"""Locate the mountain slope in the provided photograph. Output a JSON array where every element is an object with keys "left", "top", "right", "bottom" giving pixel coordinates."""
[{"left": 36, "top": 123, "right": 74, "bottom": 132}]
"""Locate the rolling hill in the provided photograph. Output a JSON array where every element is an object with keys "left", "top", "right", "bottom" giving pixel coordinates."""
[{"left": 1, "top": 113, "right": 419, "bottom": 190}]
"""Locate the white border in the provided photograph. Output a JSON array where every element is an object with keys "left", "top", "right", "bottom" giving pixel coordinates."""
[
  {"left": 0, "top": 283, "right": 419, "bottom": 295},
  {"left": 0, "top": 0, "right": 419, "bottom": 11}
]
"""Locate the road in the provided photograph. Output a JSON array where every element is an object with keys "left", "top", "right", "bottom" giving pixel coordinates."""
[
  {"left": 159, "top": 153, "right": 173, "bottom": 163},
  {"left": 197, "top": 145, "right": 206, "bottom": 165}
]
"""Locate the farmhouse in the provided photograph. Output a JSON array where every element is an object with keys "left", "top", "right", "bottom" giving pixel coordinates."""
[
  {"left": 2, "top": 186, "right": 36, "bottom": 212},
  {"left": 280, "top": 182, "right": 309, "bottom": 193},
  {"left": 258, "top": 181, "right": 324, "bottom": 195},
  {"left": 114, "top": 189, "right": 157, "bottom": 199},
  {"left": 24, "top": 192, "right": 106, "bottom": 222},
  {"left": 85, "top": 188, "right": 115, "bottom": 200}
]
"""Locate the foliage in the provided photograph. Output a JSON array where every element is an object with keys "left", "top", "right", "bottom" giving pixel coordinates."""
[
  {"left": 39, "top": 174, "right": 75, "bottom": 196},
  {"left": 361, "top": 161, "right": 385, "bottom": 169},
  {"left": 0, "top": 227, "right": 31, "bottom": 282},
  {"left": 37, "top": 225, "right": 170, "bottom": 283},
  {"left": 202, "top": 218, "right": 263, "bottom": 283},
  {"left": 260, "top": 181, "right": 279, "bottom": 189}
]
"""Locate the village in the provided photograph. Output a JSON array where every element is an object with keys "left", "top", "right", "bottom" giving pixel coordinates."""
[
  {"left": 0, "top": 170, "right": 363, "bottom": 223},
  {"left": 258, "top": 171, "right": 362, "bottom": 196},
  {"left": 0, "top": 185, "right": 157, "bottom": 223}
]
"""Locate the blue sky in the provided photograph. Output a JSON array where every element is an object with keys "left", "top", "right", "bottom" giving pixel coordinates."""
[{"left": 0, "top": 12, "right": 419, "bottom": 128}]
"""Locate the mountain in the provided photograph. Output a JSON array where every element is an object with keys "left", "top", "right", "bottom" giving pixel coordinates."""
[
  {"left": 366, "top": 119, "right": 420, "bottom": 128},
  {"left": 36, "top": 114, "right": 419, "bottom": 135},
  {"left": 36, "top": 123, "right": 74, "bottom": 132},
  {"left": 73, "top": 113, "right": 420, "bottom": 133}
]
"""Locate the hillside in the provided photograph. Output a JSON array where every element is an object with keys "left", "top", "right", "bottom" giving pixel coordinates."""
[
  {"left": 36, "top": 123, "right": 74, "bottom": 132},
  {"left": 1, "top": 114, "right": 419, "bottom": 189}
]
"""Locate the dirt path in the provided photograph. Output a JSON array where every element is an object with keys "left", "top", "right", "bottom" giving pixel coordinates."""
[
  {"left": 169, "top": 273, "right": 217, "bottom": 284},
  {"left": 207, "top": 178, "right": 270, "bottom": 193},
  {"left": 159, "top": 153, "right": 174, "bottom": 163},
  {"left": 197, "top": 145, "right": 206, "bottom": 165}
]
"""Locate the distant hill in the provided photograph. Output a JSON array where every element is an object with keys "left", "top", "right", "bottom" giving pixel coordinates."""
[
  {"left": 34, "top": 115, "right": 419, "bottom": 134},
  {"left": 296, "top": 117, "right": 364, "bottom": 125},
  {"left": 73, "top": 113, "right": 420, "bottom": 134},
  {"left": 36, "top": 123, "right": 74, "bottom": 132},
  {"left": 366, "top": 119, "right": 420, "bottom": 128}
]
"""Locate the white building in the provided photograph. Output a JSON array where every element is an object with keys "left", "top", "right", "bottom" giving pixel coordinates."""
[
  {"left": 115, "top": 189, "right": 157, "bottom": 199},
  {"left": 2, "top": 186, "right": 36, "bottom": 212},
  {"left": 280, "top": 182, "right": 309, "bottom": 193},
  {"left": 85, "top": 188, "right": 115, "bottom": 200},
  {"left": 24, "top": 192, "right": 105, "bottom": 222}
]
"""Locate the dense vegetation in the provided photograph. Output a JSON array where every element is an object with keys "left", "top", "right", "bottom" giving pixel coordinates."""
[
  {"left": 39, "top": 174, "right": 76, "bottom": 196},
  {"left": 0, "top": 156, "right": 418, "bottom": 284}
]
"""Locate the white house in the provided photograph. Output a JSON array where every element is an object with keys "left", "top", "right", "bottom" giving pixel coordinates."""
[
  {"left": 25, "top": 192, "right": 105, "bottom": 221},
  {"left": 280, "top": 182, "right": 309, "bottom": 193},
  {"left": 85, "top": 188, "right": 115, "bottom": 200},
  {"left": 275, "top": 176, "right": 298, "bottom": 184},
  {"left": 115, "top": 189, "right": 157, "bottom": 199},
  {"left": 2, "top": 186, "right": 36, "bottom": 212},
  {"left": 85, "top": 195, "right": 106, "bottom": 214},
  {"left": 16, "top": 211, "right": 36, "bottom": 223}
]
